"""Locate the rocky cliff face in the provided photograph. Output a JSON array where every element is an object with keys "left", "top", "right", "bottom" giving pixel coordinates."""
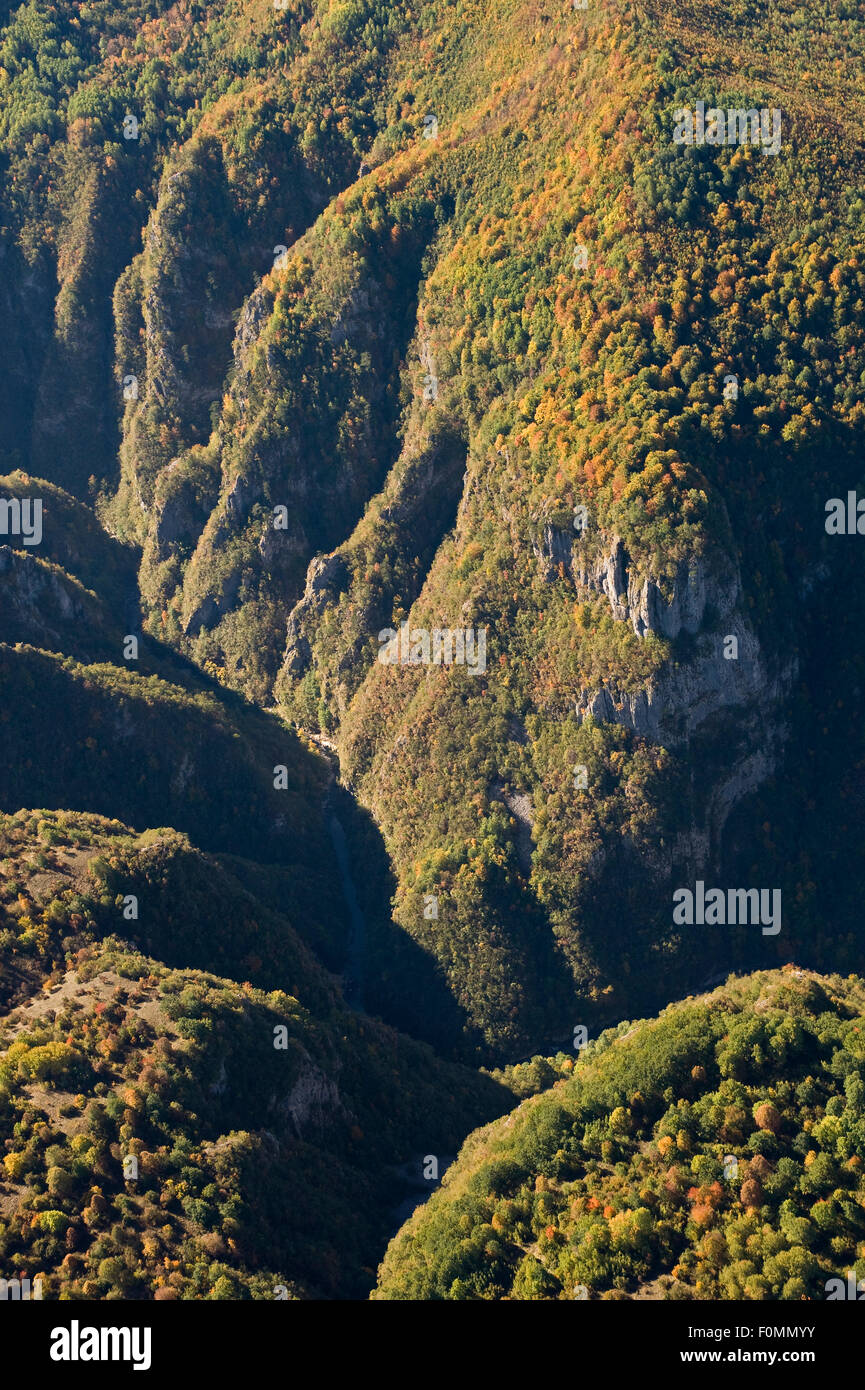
[
  {"left": 570, "top": 530, "right": 796, "bottom": 865},
  {"left": 577, "top": 534, "right": 724, "bottom": 642},
  {"left": 573, "top": 533, "right": 790, "bottom": 730},
  {"left": 283, "top": 552, "right": 351, "bottom": 678},
  {"left": 270, "top": 1059, "right": 348, "bottom": 1141}
]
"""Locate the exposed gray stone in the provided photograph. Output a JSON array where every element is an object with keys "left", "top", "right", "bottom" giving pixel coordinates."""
[{"left": 573, "top": 531, "right": 797, "bottom": 865}]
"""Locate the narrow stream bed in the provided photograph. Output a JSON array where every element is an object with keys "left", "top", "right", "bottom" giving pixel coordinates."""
[{"left": 326, "top": 808, "right": 366, "bottom": 1012}]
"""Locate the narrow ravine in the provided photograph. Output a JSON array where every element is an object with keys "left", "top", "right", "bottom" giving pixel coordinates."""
[
  {"left": 326, "top": 805, "right": 366, "bottom": 1013},
  {"left": 310, "top": 736, "right": 469, "bottom": 1245}
]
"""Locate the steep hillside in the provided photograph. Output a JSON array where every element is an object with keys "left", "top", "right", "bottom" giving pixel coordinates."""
[
  {"left": 374, "top": 968, "right": 865, "bottom": 1300},
  {"left": 2, "top": 3, "right": 864, "bottom": 1061},
  {"left": 0, "top": 809, "right": 340, "bottom": 1011},
  {"left": 0, "top": 934, "right": 508, "bottom": 1299},
  {"left": 0, "top": 0, "right": 864, "bottom": 1304},
  {"left": 0, "top": 465, "right": 512, "bottom": 1298}
]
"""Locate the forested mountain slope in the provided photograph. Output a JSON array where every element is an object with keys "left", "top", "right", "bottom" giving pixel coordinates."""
[
  {"left": 374, "top": 968, "right": 865, "bottom": 1300},
  {"left": 0, "top": 479, "right": 511, "bottom": 1298},
  {"left": 1, "top": 0, "right": 863, "bottom": 1109},
  {"left": 0, "top": 921, "right": 508, "bottom": 1299}
]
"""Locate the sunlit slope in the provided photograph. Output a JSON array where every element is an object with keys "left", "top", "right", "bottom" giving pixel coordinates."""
[
  {"left": 1, "top": 0, "right": 864, "bottom": 1061},
  {"left": 0, "top": 932, "right": 509, "bottom": 1299},
  {"left": 373, "top": 968, "right": 865, "bottom": 1300}
]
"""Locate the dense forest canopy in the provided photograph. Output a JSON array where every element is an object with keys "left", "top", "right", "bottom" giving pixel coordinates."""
[{"left": 0, "top": 0, "right": 863, "bottom": 1302}]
